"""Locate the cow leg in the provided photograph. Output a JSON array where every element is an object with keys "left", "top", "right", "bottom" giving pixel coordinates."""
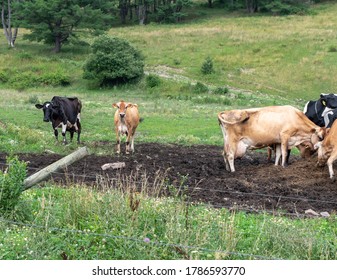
[
  {"left": 280, "top": 140, "right": 289, "bottom": 167},
  {"left": 327, "top": 153, "right": 337, "bottom": 180},
  {"left": 227, "top": 152, "right": 235, "bottom": 172},
  {"left": 126, "top": 132, "right": 131, "bottom": 154},
  {"left": 115, "top": 129, "right": 121, "bottom": 154},
  {"left": 61, "top": 123, "right": 67, "bottom": 144},
  {"left": 130, "top": 134, "right": 135, "bottom": 153},
  {"left": 224, "top": 144, "right": 236, "bottom": 172},
  {"left": 70, "top": 131, "right": 74, "bottom": 142},
  {"left": 274, "top": 144, "right": 281, "bottom": 166},
  {"left": 54, "top": 128, "right": 59, "bottom": 142},
  {"left": 222, "top": 150, "right": 231, "bottom": 172}
]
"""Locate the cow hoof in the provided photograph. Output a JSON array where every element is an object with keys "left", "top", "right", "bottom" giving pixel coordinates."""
[{"left": 330, "top": 176, "right": 336, "bottom": 182}]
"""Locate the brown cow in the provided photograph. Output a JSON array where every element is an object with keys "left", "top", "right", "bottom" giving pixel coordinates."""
[
  {"left": 316, "top": 120, "right": 337, "bottom": 180},
  {"left": 218, "top": 105, "right": 325, "bottom": 172},
  {"left": 112, "top": 100, "right": 140, "bottom": 154}
]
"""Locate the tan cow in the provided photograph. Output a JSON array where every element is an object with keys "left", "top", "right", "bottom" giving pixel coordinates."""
[
  {"left": 112, "top": 100, "right": 140, "bottom": 154},
  {"left": 218, "top": 105, "right": 325, "bottom": 172},
  {"left": 316, "top": 120, "right": 337, "bottom": 180}
]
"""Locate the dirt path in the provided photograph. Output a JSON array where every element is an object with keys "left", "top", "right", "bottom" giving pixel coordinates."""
[{"left": 1, "top": 143, "right": 336, "bottom": 216}]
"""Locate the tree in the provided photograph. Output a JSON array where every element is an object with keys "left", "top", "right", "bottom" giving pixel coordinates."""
[
  {"left": 83, "top": 35, "right": 144, "bottom": 86},
  {"left": 14, "top": 0, "right": 114, "bottom": 53},
  {"left": 1, "top": 0, "right": 18, "bottom": 47}
]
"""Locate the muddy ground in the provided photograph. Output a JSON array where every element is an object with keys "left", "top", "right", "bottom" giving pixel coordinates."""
[{"left": 1, "top": 143, "right": 337, "bottom": 216}]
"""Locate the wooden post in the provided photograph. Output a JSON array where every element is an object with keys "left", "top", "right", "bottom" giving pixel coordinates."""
[{"left": 23, "top": 146, "right": 89, "bottom": 191}]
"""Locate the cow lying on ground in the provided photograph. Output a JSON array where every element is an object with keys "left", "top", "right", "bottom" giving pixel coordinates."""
[
  {"left": 35, "top": 96, "right": 82, "bottom": 144},
  {"left": 218, "top": 105, "right": 325, "bottom": 172},
  {"left": 112, "top": 100, "right": 140, "bottom": 154},
  {"left": 303, "top": 93, "right": 337, "bottom": 127},
  {"left": 315, "top": 120, "right": 337, "bottom": 180}
]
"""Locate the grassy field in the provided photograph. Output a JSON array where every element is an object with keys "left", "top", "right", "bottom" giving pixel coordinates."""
[{"left": 0, "top": 2, "right": 337, "bottom": 260}]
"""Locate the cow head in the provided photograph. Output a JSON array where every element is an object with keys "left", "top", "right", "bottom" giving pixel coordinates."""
[
  {"left": 310, "top": 127, "right": 326, "bottom": 144},
  {"left": 297, "top": 141, "right": 316, "bottom": 158},
  {"left": 112, "top": 101, "right": 137, "bottom": 119},
  {"left": 35, "top": 99, "right": 63, "bottom": 122},
  {"left": 320, "top": 93, "right": 337, "bottom": 108},
  {"left": 315, "top": 142, "right": 331, "bottom": 167},
  {"left": 35, "top": 101, "right": 54, "bottom": 122}
]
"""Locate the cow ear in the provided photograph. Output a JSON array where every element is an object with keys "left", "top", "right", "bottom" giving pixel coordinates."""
[
  {"left": 133, "top": 104, "right": 138, "bottom": 108},
  {"left": 112, "top": 103, "right": 119, "bottom": 108},
  {"left": 35, "top": 104, "right": 43, "bottom": 109},
  {"left": 326, "top": 128, "right": 331, "bottom": 135}
]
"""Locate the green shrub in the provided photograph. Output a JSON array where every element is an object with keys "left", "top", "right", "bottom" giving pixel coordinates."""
[
  {"left": 26, "top": 95, "right": 40, "bottom": 104},
  {"left": 83, "top": 35, "right": 145, "bottom": 87},
  {"left": 213, "top": 86, "right": 229, "bottom": 95},
  {"left": 0, "top": 70, "right": 9, "bottom": 83},
  {"left": 38, "top": 72, "right": 71, "bottom": 86},
  {"left": 0, "top": 157, "right": 27, "bottom": 214},
  {"left": 146, "top": 74, "right": 161, "bottom": 88},
  {"left": 193, "top": 82, "right": 208, "bottom": 94},
  {"left": 201, "top": 56, "right": 214, "bottom": 75},
  {"left": 328, "top": 46, "right": 337, "bottom": 52}
]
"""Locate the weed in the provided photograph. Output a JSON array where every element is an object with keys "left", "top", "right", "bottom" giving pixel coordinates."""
[{"left": 0, "top": 157, "right": 27, "bottom": 215}]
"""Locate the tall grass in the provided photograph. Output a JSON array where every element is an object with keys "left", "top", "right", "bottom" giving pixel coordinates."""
[{"left": 1, "top": 173, "right": 336, "bottom": 260}]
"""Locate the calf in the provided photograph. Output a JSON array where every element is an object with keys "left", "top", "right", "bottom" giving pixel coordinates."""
[
  {"left": 316, "top": 120, "right": 337, "bottom": 180},
  {"left": 112, "top": 101, "right": 140, "bottom": 154},
  {"left": 218, "top": 105, "right": 325, "bottom": 172},
  {"left": 35, "top": 96, "right": 82, "bottom": 144}
]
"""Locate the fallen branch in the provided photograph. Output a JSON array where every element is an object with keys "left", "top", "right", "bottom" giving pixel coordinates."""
[{"left": 23, "top": 146, "right": 89, "bottom": 190}]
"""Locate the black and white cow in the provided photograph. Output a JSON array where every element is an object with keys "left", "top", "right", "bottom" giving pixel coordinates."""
[
  {"left": 303, "top": 93, "right": 337, "bottom": 128},
  {"left": 35, "top": 96, "right": 82, "bottom": 144}
]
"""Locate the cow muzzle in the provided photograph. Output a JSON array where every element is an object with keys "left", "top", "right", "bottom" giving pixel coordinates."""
[{"left": 120, "top": 113, "right": 125, "bottom": 118}]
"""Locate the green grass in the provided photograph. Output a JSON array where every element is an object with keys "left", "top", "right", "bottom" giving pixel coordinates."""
[
  {"left": 1, "top": 182, "right": 336, "bottom": 260},
  {"left": 1, "top": 3, "right": 337, "bottom": 260}
]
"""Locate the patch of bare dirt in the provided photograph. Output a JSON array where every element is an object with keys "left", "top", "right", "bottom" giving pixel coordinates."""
[{"left": 1, "top": 143, "right": 336, "bottom": 215}]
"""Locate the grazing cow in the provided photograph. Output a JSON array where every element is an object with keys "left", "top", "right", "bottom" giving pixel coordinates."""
[
  {"left": 316, "top": 121, "right": 337, "bottom": 180},
  {"left": 303, "top": 93, "right": 337, "bottom": 127},
  {"left": 112, "top": 100, "right": 140, "bottom": 154},
  {"left": 35, "top": 96, "right": 82, "bottom": 144},
  {"left": 218, "top": 105, "right": 325, "bottom": 172}
]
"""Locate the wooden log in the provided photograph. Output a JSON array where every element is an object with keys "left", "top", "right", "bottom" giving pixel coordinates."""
[{"left": 23, "top": 146, "right": 89, "bottom": 191}]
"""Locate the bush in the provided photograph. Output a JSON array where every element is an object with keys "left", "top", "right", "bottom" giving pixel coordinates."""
[
  {"left": 83, "top": 35, "right": 145, "bottom": 87},
  {"left": 213, "top": 86, "right": 229, "bottom": 95},
  {"left": 0, "top": 68, "right": 71, "bottom": 90},
  {"left": 0, "top": 157, "right": 27, "bottom": 214},
  {"left": 193, "top": 82, "right": 209, "bottom": 94},
  {"left": 201, "top": 57, "right": 215, "bottom": 75},
  {"left": 146, "top": 74, "right": 161, "bottom": 88}
]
